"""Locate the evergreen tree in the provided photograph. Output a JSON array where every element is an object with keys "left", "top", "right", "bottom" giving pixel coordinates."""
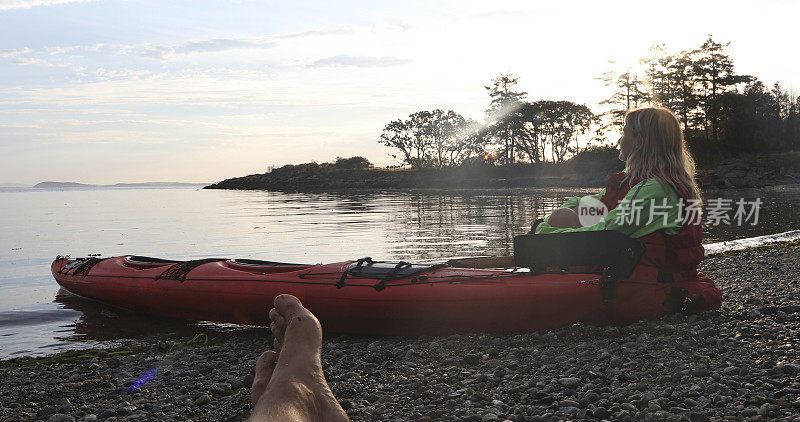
[
  {"left": 597, "top": 67, "right": 648, "bottom": 131},
  {"left": 484, "top": 74, "right": 528, "bottom": 164},
  {"left": 642, "top": 44, "right": 678, "bottom": 112},
  {"left": 667, "top": 50, "right": 699, "bottom": 134},
  {"left": 692, "top": 36, "right": 752, "bottom": 141},
  {"left": 715, "top": 80, "right": 780, "bottom": 152}
]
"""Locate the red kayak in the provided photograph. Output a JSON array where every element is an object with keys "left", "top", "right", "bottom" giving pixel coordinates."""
[{"left": 51, "top": 250, "right": 719, "bottom": 335}]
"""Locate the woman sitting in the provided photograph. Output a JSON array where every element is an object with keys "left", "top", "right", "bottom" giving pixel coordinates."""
[{"left": 535, "top": 106, "right": 721, "bottom": 320}]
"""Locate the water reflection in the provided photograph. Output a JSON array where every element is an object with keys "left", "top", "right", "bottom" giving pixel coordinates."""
[
  {"left": 381, "top": 190, "right": 590, "bottom": 260},
  {"left": 53, "top": 289, "right": 265, "bottom": 344}
]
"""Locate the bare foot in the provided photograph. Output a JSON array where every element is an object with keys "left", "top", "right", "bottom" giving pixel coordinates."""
[
  {"left": 249, "top": 307, "right": 288, "bottom": 406},
  {"left": 250, "top": 350, "right": 277, "bottom": 406},
  {"left": 249, "top": 294, "right": 349, "bottom": 422}
]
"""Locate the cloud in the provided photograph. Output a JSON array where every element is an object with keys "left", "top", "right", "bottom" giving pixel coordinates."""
[
  {"left": 270, "top": 28, "right": 352, "bottom": 40},
  {"left": 308, "top": 55, "right": 411, "bottom": 68},
  {"left": 369, "top": 22, "right": 415, "bottom": 33},
  {"left": 0, "top": 0, "right": 99, "bottom": 11},
  {"left": 138, "top": 39, "right": 278, "bottom": 60},
  {"left": 1, "top": 49, "right": 82, "bottom": 69},
  {"left": 3, "top": 67, "right": 444, "bottom": 111},
  {"left": 95, "top": 68, "right": 152, "bottom": 80},
  {"left": 447, "top": 7, "right": 551, "bottom": 24},
  {"left": 175, "top": 39, "right": 276, "bottom": 55},
  {"left": 8, "top": 56, "right": 74, "bottom": 67},
  {"left": 1, "top": 46, "right": 79, "bottom": 68},
  {"left": 3, "top": 28, "right": 350, "bottom": 63},
  {"left": 9, "top": 56, "right": 53, "bottom": 66},
  {"left": 43, "top": 45, "right": 81, "bottom": 55},
  {"left": 0, "top": 47, "right": 32, "bottom": 58},
  {"left": 463, "top": 9, "right": 536, "bottom": 20},
  {"left": 135, "top": 29, "right": 351, "bottom": 60}
]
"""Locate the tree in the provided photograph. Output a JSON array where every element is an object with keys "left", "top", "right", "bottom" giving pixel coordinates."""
[
  {"left": 427, "top": 110, "right": 467, "bottom": 167},
  {"left": 484, "top": 74, "right": 528, "bottom": 164},
  {"left": 409, "top": 110, "right": 441, "bottom": 166},
  {"left": 562, "top": 102, "right": 596, "bottom": 156},
  {"left": 521, "top": 100, "right": 597, "bottom": 163},
  {"left": 333, "top": 156, "right": 372, "bottom": 169},
  {"left": 642, "top": 44, "right": 675, "bottom": 108},
  {"left": 380, "top": 119, "right": 419, "bottom": 166},
  {"left": 771, "top": 82, "right": 792, "bottom": 119},
  {"left": 597, "top": 67, "right": 649, "bottom": 131},
  {"left": 691, "top": 36, "right": 752, "bottom": 142},
  {"left": 780, "top": 87, "right": 800, "bottom": 151},
  {"left": 516, "top": 102, "right": 544, "bottom": 163},
  {"left": 666, "top": 50, "right": 699, "bottom": 134},
  {"left": 715, "top": 80, "right": 780, "bottom": 152},
  {"left": 790, "top": 94, "right": 800, "bottom": 150},
  {"left": 640, "top": 47, "right": 699, "bottom": 133},
  {"left": 380, "top": 109, "right": 486, "bottom": 167},
  {"left": 445, "top": 118, "right": 488, "bottom": 166}
]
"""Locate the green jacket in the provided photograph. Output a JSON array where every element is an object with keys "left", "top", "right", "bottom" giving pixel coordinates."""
[{"left": 534, "top": 178, "right": 683, "bottom": 238}]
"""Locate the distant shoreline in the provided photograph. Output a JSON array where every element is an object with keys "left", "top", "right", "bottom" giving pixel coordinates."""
[{"left": 32, "top": 181, "right": 209, "bottom": 189}]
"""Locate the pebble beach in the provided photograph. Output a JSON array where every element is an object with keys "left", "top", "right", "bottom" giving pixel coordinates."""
[{"left": 2, "top": 241, "right": 799, "bottom": 422}]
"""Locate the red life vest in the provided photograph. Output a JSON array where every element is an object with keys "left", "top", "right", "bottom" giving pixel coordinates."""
[{"left": 597, "top": 172, "right": 721, "bottom": 314}]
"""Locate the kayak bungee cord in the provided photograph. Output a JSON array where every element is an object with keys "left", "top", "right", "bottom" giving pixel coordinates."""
[
  {"left": 54, "top": 269, "right": 534, "bottom": 288},
  {"left": 55, "top": 257, "right": 545, "bottom": 291},
  {"left": 54, "top": 268, "right": 659, "bottom": 289},
  {"left": 156, "top": 258, "right": 228, "bottom": 282},
  {"left": 56, "top": 257, "right": 659, "bottom": 293},
  {"left": 57, "top": 256, "right": 110, "bottom": 276},
  {"left": 52, "top": 273, "right": 657, "bottom": 291}
]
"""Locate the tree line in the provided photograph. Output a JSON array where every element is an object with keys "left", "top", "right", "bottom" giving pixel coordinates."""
[
  {"left": 381, "top": 36, "right": 800, "bottom": 167},
  {"left": 380, "top": 75, "right": 597, "bottom": 167},
  {"left": 600, "top": 36, "right": 800, "bottom": 158}
]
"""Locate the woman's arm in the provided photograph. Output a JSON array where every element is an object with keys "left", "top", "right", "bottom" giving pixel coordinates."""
[
  {"left": 558, "top": 188, "right": 606, "bottom": 210},
  {"left": 535, "top": 179, "right": 683, "bottom": 238},
  {"left": 543, "top": 188, "right": 605, "bottom": 226}
]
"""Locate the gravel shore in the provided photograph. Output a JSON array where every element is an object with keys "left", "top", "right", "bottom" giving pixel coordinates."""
[{"left": 2, "top": 242, "right": 799, "bottom": 421}]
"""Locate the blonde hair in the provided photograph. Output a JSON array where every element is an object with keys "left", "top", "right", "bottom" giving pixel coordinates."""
[{"left": 623, "top": 107, "right": 701, "bottom": 202}]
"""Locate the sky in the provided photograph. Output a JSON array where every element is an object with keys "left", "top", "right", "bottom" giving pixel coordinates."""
[{"left": 1, "top": 0, "right": 799, "bottom": 184}]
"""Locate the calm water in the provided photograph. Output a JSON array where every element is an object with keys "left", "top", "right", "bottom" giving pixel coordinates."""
[{"left": 2, "top": 185, "right": 800, "bottom": 358}]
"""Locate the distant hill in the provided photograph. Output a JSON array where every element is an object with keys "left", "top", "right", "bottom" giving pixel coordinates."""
[
  {"left": 34, "top": 182, "right": 87, "bottom": 188},
  {"left": 33, "top": 181, "right": 208, "bottom": 188}
]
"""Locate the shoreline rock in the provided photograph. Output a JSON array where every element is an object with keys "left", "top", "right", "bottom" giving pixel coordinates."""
[
  {"left": 204, "top": 152, "right": 800, "bottom": 192},
  {"left": 203, "top": 166, "right": 624, "bottom": 192},
  {"left": 697, "top": 155, "right": 800, "bottom": 189},
  {"left": 2, "top": 241, "right": 799, "bottom": 420}
]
